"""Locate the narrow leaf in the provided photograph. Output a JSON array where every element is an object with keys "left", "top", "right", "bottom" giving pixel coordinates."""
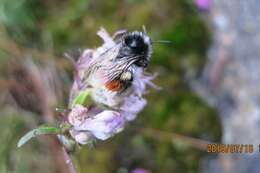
[
  {"left": 72, "top": 90, "right": 92, "bottom": 107},
  {"left": 17, "top": 126, "right": 61, "bottom": 148}
]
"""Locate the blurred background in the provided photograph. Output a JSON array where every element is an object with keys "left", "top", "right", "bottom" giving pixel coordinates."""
[{"left": 1, "top": 0, "right": 259, "bottom": 173}]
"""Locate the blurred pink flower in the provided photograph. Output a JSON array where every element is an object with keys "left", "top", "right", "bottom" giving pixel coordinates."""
[
  {"left": 132, "top": 168, "right": 151, "bottom": 173},
  {"left": 195, "top": 0, "right": 210, "bottom": 10}
]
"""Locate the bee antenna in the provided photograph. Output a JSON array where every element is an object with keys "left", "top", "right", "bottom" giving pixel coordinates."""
[
  {"left": 142, "top": 25, "right": 147, "bottom": 34},
  {"left": 152, "top": 40, "right": 173, "bottom": 44}
]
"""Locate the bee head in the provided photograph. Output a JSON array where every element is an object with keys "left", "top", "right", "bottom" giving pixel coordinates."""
[{"left": 117, "top": 31, "right": 152, "bottom": 68}]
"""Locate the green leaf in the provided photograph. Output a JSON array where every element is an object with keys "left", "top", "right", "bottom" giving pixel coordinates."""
[
  {"left": 71, "top": 90, "right": 92, "bottom": 107},
  {"left": 17, "top": 126, "right": 61, "bottom": 148}
]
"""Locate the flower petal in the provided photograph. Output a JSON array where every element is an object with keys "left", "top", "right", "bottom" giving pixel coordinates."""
[
  {"left": 68, "top": 105, "right": 88, "bottom": 127},
  {"left": 120, "top": 95, "right": 147, "bottom": 121},
  {"left": 75, "top": 110, "right": 125, "bottom": 140},
  {"left": 70, "top": 130, "right": 93, "bottom": 145}
]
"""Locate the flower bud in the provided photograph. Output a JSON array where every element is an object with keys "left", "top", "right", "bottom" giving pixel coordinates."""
[
  {"left": 68, "top": 105, "right": 88, "bottom": 127},
  {"left": 69, "top": 130, "right": 93, "bottom": 145}
]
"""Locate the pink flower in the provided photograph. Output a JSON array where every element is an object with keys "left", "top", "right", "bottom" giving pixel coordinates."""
[
  {"left": 133, "top": 69, "right": 160, "bottom": 97},
  {"left": 69, "top": 130, "right": 93, "bottom": 145},
  {"left": 120, "top": 95, "right": 147, "bottom": 121},
  {"left": 132, "top": 168, "right": 151, "bottom": 173},
  {"left": 73, "top": 110, "right": 125, "bottom": 140},
  {"left": 68, "top": 105, "right": 125, "bottom": 142},
  {"left": 195, "top": 0, "right": 210, "bottom": 10},
  {"left": 68, "top": 105, "right": 88, "bottom": 127}
]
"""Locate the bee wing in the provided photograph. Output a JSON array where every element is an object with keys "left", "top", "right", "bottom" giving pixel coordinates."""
[{"left": 82, "top": 43, "right": 121, "bottom": 83}]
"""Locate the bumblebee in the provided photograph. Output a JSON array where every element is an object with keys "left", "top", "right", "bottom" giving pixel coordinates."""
[
  {"left": 102, "top": 31, "right": 152, "bottom": 92},
  {"left": 70, "top": 28, "right": 153, "bottom": 107}
]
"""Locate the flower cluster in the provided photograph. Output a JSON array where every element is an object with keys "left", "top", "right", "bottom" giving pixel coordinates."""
[
  {"left": 68, "top": 105, "right": 124, "bottom": 144},
  {"left": 66, "top": 28, "right": 157, "bottom": 145}
]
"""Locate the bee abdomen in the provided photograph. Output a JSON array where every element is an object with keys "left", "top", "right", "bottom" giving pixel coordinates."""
[{"left": 105, "top": 71, "right": 133, "bottom": 92}]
